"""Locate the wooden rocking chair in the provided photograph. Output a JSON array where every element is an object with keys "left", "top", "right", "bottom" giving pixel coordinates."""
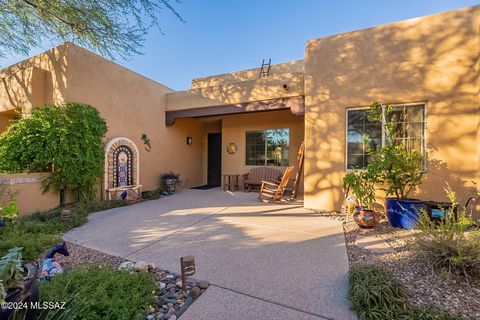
[{"left": 258, "top": 166, "right": 295, "bottom": 202}]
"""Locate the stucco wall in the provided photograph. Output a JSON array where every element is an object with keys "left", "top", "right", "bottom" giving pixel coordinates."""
[
  {"left": 304, "top": 6, "right": 480, "bottom": 211},
  {"left": 0, "top": 173, "right": 59, "bottom": 216},
  {"left": 65, "top": 44, "right": 205, "bottom": 192},
  {"left": 222, "top": 110, "right": 304, "bottom": 192},
  {"left": 0, "top": 112, "right": 13, "bottom": 132},
  {"left": 0, "top": 45, "right": 67, "bottom": 114}
]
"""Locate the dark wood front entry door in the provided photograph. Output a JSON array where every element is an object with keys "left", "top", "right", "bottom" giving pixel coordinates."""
[{"left": 207, "top": 133, "right": 222, "bottom": 186}]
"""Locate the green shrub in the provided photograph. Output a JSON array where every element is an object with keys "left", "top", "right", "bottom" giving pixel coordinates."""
[
  {"left": 141, "top": 190, "right": 161, "bottom": 200},
  {"left": 40, "top": 266, "right": 157, "bottom": 320},
  {"left": 0, "top": 229, "right": 61, "bottom": 260},
  {"left": 0, "top": 103, "right": 107, "bottom": 205},
  {"left": 413, "top": 188, "right": 480, "bottom": 281},
  {"left": 348, "top": 265, "right": 409, "bottom": 320},
  {"left": 348, "top": 265, "right": 464, "bottom": 320},
  {"left": 0, "top": 200, "right": 126, "bottom": 260}
]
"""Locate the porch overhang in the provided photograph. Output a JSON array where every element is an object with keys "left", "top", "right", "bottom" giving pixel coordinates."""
[{"left": 165, "top": 96, "right": 304, "bottom": 126}]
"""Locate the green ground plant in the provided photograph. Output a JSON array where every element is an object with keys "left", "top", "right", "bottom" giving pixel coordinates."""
[
  {"left": 348, "top": 265, "right": 467, "bottom": 320},
  {"left": 0, "top": 184, "right": 19, "bottom": 221},
  {"left": 141, "top": 190, "right": 162, "bottom": 200},
  {"left": 0, "top": 200, "right": 126, "bottom": 260},
  {"left": 40, "top": 266, "right": 157, "bottom": 320},
  {"left": 413, "top": 187, "right": 480, "bottom": 282}
]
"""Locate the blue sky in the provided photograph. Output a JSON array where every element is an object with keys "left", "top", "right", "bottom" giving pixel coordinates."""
[{"left": 3, "top": 0, "right": 479, "bottom": 90}]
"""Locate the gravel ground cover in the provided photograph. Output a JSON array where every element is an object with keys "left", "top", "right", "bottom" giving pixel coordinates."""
[
  {"left": 343, "top": 220, "right": 480, "bottom": 319},
  {"left": 50, "top": 242, "right": 208, "bottom": 320}
]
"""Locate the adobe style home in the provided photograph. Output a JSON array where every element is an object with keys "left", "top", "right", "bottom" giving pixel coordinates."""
[{"left": 0, "top": 5, "right": 478, "bottom": 215}]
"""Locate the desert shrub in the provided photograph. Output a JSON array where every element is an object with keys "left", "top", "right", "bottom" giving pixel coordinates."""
[
  {"left": 141, "top": 190, "right": 161, "bottom": 200},
  {"left": 413, "top": 188, "right": 480, "bottom": 281},
  {"left": 40, "top": 266, "right": 157, "bottom": 320},
  {"left": 0, "top": 200, "right": 126, "bottom": 260},
  {"left": 348, "top": 265, "right": 465, "bottom": 320},
  {"left": 348, "top": 265, "right": 409, "bottom": 320}
]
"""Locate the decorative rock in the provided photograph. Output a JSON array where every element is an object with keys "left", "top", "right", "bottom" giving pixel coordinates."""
[
  {"left": 189, "top": 286, "right": 201, "bottom": 299},
  {"left": 142, "top": 266, "right": 208, "bottom": 320},
  {"left": 167, "top": 308, "right": 176, "bottom": 317},
  {"left": 198, "top": 280, "right": 209, "bottom": 289},
  {"left": 134, "top": 261, "right": 149, "bottom": 272},
  {"left": 118, "top": 261, "right": 134, "bottom": 271},
  {"left": 147, "top": 262, "right": 156, "bottom": 271}
]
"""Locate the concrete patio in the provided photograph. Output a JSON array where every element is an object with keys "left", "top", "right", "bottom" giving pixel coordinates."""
[{"left": 64, "top": 189, "right": 355, "bottom": 320}]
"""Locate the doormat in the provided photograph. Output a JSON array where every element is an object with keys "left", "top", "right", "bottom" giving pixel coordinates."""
[{"left": 191, "top": 184, "right": 219, "bottom": 190}]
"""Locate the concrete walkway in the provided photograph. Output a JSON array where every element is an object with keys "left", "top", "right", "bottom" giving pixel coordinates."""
[{"left": 64, "top": 189, "right": 355, "bottom": 320}]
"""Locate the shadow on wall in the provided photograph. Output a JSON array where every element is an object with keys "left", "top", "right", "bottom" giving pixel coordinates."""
[
  {"left": 0, "top": 43, "right": 69, "bottom": 114},
  {"left": 304, "top": 6, "right": 479, "bottom": 211},
  {"left": 419, "top": 145, "right": 479, "bottom": 214}
]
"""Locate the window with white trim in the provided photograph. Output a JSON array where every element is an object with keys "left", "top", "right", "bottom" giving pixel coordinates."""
[
  {"left": 346, "top": 104, "right": 425, "bottom": 169},
  {"left": 246, "top": 129, "right": 290, "bottom": 166}
]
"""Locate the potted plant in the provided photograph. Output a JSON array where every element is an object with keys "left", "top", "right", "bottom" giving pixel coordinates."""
[
  {"left": 0, "top": 247, "right": 39, "bottom": 320},
  {"left": 343, "top": 169, "right": 380, "bottom": 229},
  {"left": 160, "top": 171, "right": 181, "bottom": 193},
  {"left": 367, "top": 102, "right": 425, "bottom": 229}
]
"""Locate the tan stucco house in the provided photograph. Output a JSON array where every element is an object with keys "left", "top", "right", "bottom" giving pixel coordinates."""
[{"left": 0, "top": 5, "right": 478, "bottom": 215}]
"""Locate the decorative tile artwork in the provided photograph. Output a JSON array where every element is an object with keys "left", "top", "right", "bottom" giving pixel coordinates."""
[{"left": 105, "top": 138, "right": 139, "bottom": 189}]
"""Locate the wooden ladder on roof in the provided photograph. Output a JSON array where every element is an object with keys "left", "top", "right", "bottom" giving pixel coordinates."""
[{"left": 259, "top": 58, "right": 271, "bottom": 78}]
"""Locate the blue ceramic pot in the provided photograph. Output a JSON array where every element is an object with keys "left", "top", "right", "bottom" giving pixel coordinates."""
[{"left": 385, "top": 198, "right": 425, "bottom": 229}]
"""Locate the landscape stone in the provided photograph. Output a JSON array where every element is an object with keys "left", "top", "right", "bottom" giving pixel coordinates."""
[
  {"left": 198, "top": 280, "right": 209, "bottom": 289},
  {"left": 189, "top": 286, "right": 201, "bottom": 299},
  {"left": 134, "top": 261, "right": 149, "bottom": 272}
]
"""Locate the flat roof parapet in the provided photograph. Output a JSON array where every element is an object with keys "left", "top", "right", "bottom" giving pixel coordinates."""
[{"left": 191, "top": 60, "right": 304, "bottom": 89}]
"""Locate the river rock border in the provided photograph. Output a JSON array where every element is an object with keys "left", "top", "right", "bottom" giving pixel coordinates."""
[{"left": 118, "top": 261, "right": 209, "bottom": 320}]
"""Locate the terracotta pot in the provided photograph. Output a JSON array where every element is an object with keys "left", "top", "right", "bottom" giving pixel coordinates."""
[
  {"left": 354, "top": 208, "right": 380, "bottom": 229},
  {"left": 60, "top": 209, "right": 71, "bottom": 221}
]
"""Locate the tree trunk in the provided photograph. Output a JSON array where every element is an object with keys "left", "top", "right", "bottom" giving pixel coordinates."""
[{"left": 59, "top": 188, "right": 66, "bottom": 207}]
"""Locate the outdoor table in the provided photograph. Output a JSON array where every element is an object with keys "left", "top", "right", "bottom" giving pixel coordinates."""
[{"left": 222, "top": 174, "right": 239, "bottom": 191}]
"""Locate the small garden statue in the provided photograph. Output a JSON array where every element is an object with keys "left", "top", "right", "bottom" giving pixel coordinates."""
[{"left": 41, "top": 241, "right": 70, "bottom": 280}]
